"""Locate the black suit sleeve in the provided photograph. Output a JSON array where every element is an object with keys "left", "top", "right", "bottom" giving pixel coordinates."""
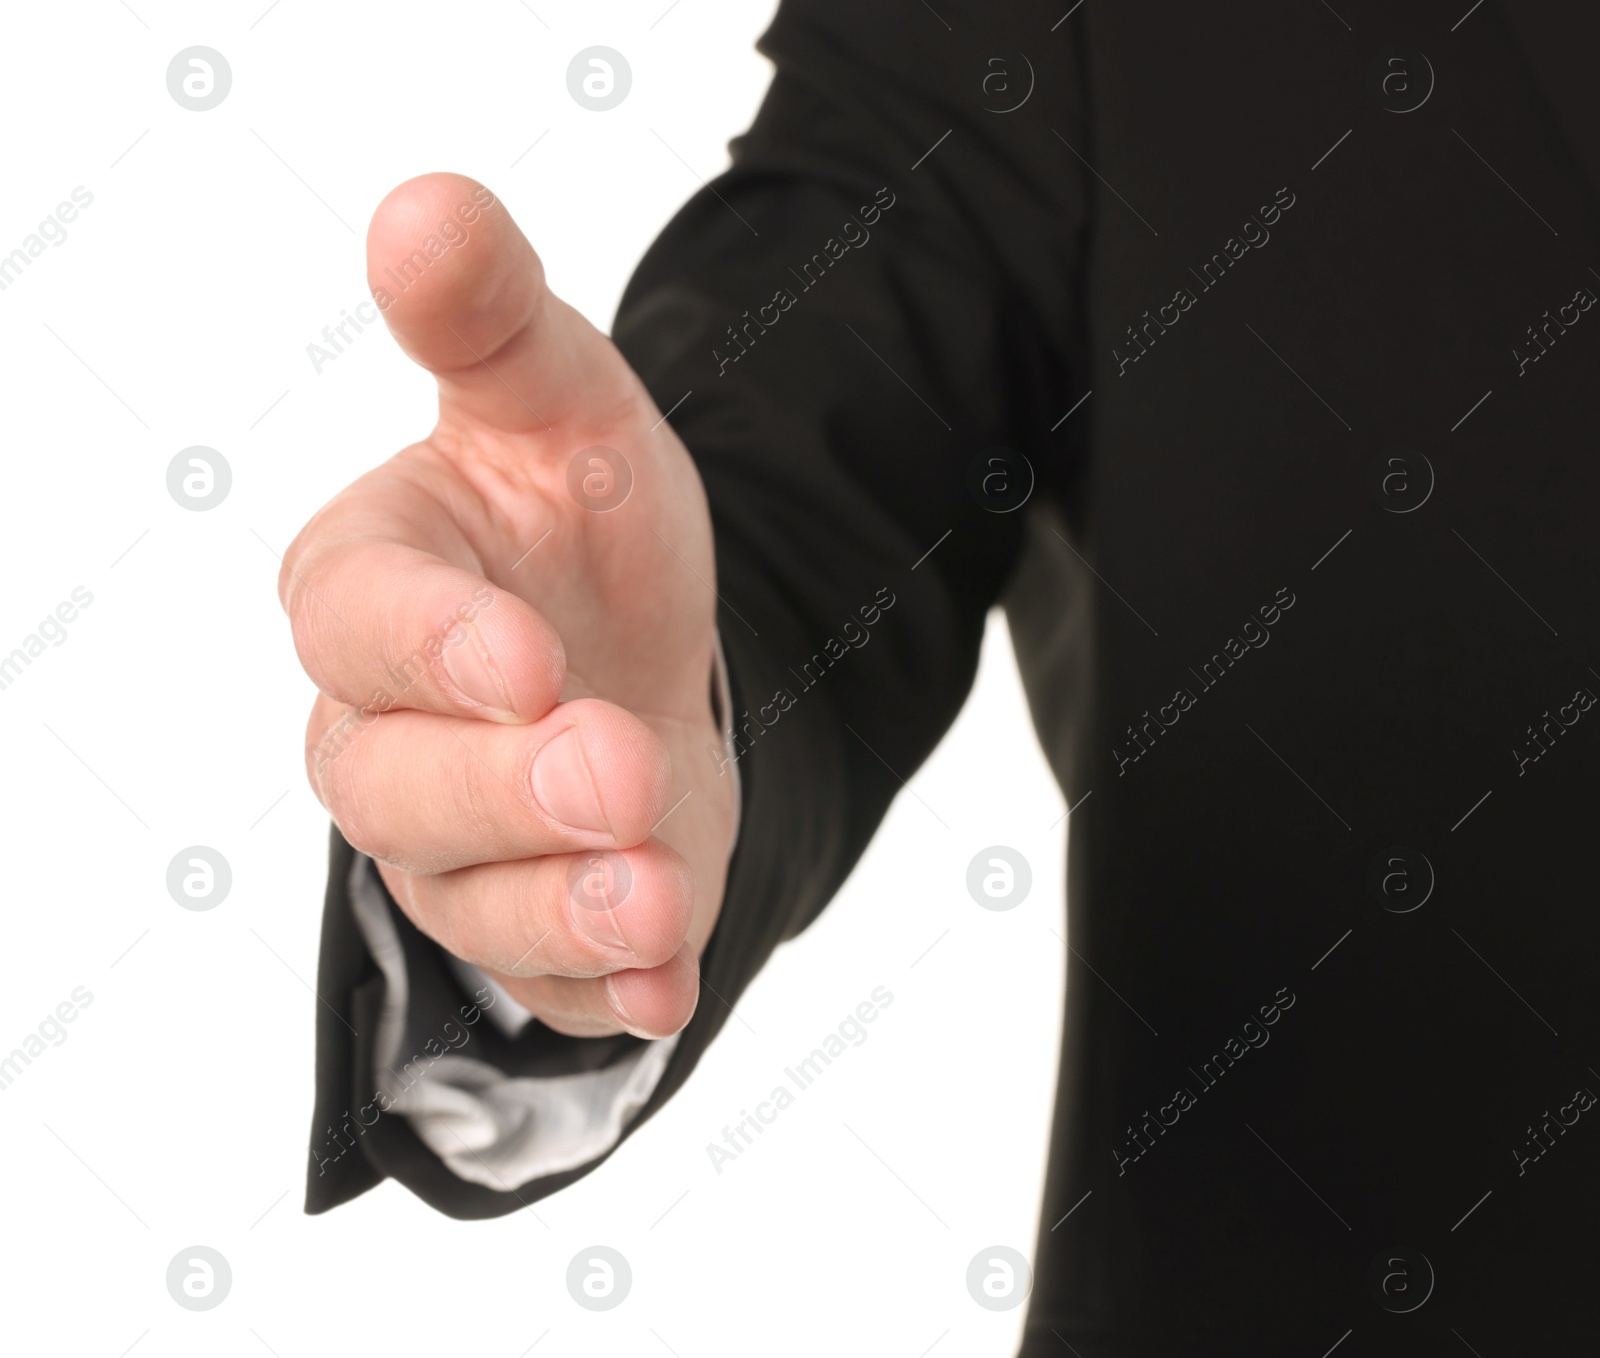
[{"left": 305, "top": 0, "right": 1085, "bottom": 1217}]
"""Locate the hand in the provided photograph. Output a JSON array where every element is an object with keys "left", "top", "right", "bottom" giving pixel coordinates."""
[{"left": 282, "top": 173, "right": 736, "bottom": 1040}]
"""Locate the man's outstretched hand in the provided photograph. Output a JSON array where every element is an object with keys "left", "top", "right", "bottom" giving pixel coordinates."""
[{"left": 283, "top": 173, "right": 736, "bottom": 1040}]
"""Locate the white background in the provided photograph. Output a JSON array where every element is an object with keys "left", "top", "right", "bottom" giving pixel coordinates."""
[{"left": 0, "top": 2, "right": 1069, "bottom": 1353}]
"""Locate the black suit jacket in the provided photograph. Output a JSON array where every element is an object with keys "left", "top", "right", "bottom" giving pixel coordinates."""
[{"left": 307, "top": 2, "right": 1600, "bottom": 1351}]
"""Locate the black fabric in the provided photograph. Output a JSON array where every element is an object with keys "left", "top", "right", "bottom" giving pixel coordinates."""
[
  {"left": 306, "top": 853, "right": 657, "bottom": 1216},
  {"left": 308, "top": 1, "right": 1600, "bottom": 1349}
]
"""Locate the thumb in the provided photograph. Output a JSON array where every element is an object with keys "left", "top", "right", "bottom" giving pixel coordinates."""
[{"left": 365, "top": 172, "right": 637, "bottom": 434}]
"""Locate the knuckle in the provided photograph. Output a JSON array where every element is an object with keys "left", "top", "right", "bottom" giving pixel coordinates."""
[
  {"left": 505, "top": 974, "right": 621, "bottom": 1037},
  {"left": 447, "top": 863, "right": 562, "bottom": 979},
  {"left": 305, "top": 701, "right": 360, "bottom": 798},
  {"left": 317, "top": 739, "right": 386, "bottom": 859},
  {"left": 285, "top": 557, "right": 339, "bottom": 677},
  {"left": 661, "top": 956, "right": 702, "bottom": 1033},
  {"left": 429, "top": 876, "right": 489, "bottom": 968},
  {"left": 505, "top": 866, "right": 559, "bottom": 974},
  {"left": 379, "top": 866, "right": 433, "bottom": 939},
  {"left": 303, "top": 710, "right": 330, "bottom": 802},
  {"left": 447, "top": 739, "right": 504, "bottom": 850}
]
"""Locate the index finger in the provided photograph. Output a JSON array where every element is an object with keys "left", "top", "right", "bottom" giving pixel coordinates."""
[{"left": 280, "top": 477, "right": 565, "bottom": 723}]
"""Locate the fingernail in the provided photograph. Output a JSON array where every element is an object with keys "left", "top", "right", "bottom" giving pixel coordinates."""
[
  {"left": 573, "top": 884, "right": 635, "bottom": 957},
  {"left": 567, "top": 851, "right": 636, "bottom": 955},
  {"left": 530, "top": 727, "right": 611, "bottom": 835},
  {"left": 441, "top": 624, "right": 518, "bottom": 719},
  {"left": 605, "top": 973, "right": 659, "bottom": 1038}
]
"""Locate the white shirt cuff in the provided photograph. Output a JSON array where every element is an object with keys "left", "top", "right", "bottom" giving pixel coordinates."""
[{"left": 348, "top": 635, "right": 741, "bottom": 1190}]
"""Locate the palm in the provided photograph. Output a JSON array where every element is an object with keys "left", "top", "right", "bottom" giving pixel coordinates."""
[{"left": 412, "top": 378, "right": 716, "bottom": 724}]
